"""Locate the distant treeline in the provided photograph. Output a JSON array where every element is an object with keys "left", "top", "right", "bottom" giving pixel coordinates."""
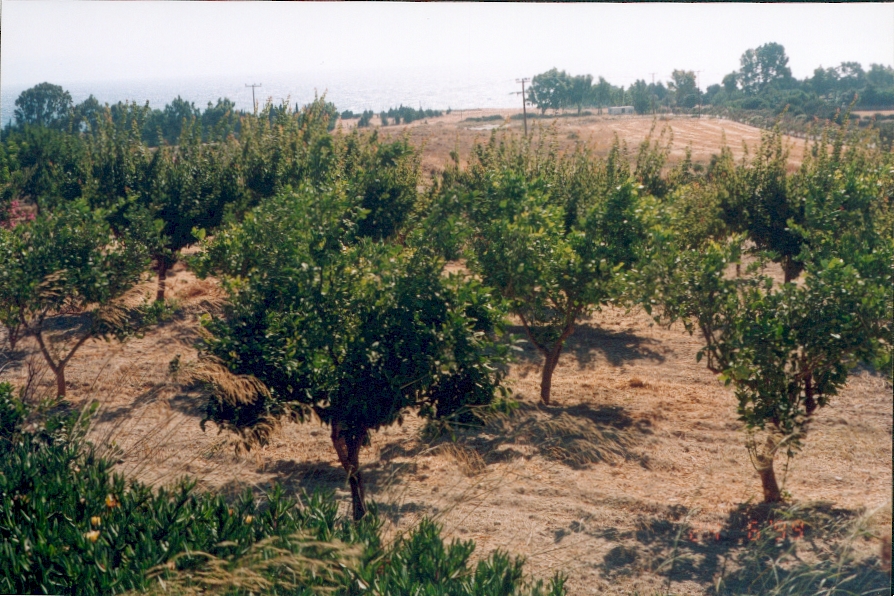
[
  {"left": 4, "top": 82, "right": 448, "bottom": 145},
  {"left": 527, "top": 42, "right": 894, "bottom": 122},
  {"left": 4, "top": 83, "right": 345, "bottom": 147},
  {"left": 342, "top": 105, "right": 443, "bottom": 127}
]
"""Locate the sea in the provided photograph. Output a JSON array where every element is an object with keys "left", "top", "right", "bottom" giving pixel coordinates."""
[{"left": 0, "top": 68, "right": 523, "bottom": 126}]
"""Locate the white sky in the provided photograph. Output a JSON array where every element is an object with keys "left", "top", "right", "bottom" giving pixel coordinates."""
[{"left": 2, "top": 2, "right": 893, "bottom": 90}]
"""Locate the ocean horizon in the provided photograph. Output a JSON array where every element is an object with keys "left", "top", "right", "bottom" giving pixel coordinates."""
[{"left": 1, "top": 67, "right": 524, "bottom": 126}]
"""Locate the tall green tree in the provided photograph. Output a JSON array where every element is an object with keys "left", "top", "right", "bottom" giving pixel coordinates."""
[
  {"left": 13, "top": 83, "right": 73, "bottom": 130},
  {"left": 657, "top": 238, "right": 890, "bottom": 502},
  {"left": 719, "top": 129, "right": 805, "bottom": 283},
  {"left": 340, "top": 132, "right": 421, "bottom": 242},
  {"left": 630, "top": 79, "right": 652, "bottom": 115},
  {"left": 72, "top": 95, "right": 104, "bottom": 135},
  {"left": 527, "top": 68, "right": 571, "bottom": 114},
  {"left": 655, "top": 124, "right": 892, "bottom": 503},
  {"left": 670, "top": 70, "right": 699, "bottom": 109},
  {"left": 739, "top": 42, "right": 793, "bottom": 95},
  {"left": 3, "top": 125, "right": 88, "bottom": 214},
  {"left": 568, "top": 74, "right": 593, "bottom": 115}
]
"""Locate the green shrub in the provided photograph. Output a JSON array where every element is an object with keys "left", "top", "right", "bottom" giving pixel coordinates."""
[{"left": 462, "top": 115, "right": 505, "bottom": 123}]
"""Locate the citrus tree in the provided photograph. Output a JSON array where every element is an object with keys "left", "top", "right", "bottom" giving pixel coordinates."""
[
  {"left": 444, "top": 135, "right": 644, "bottom": 404},
  {"left": 0, "top": 201, "right": 149, "bottom": 397},
  {"left": 659, "top": 237, "right": 889, "bottom": 502},
  {"left": 194, "top": 185, "right": 510, "bottom": 520},
  {"left": 85, "top": 105, "right": 246, "bottom": 302}
]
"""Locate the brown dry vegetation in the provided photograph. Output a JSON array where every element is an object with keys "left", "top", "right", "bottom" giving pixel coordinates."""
[
  {"left": 1, "top": 117, "right": 890, "bottom": 595},
  {"left": 352, "top": 109, "right": 807, "bottom": 178}
]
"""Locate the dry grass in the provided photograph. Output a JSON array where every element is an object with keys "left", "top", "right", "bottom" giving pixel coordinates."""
[
  {"left": 370, "top": 109, "right": 808, "bottom": 178},
  {"left": 136, "top": 533, "right": 360, "bottom": 596}
]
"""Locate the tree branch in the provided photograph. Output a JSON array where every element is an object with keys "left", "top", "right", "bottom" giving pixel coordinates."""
[
  {"left": 517, "top": 311, "right": 548, "bottom": 355},
  {"left": 34, "top": 327, "right": 61, "bottom": 375}
]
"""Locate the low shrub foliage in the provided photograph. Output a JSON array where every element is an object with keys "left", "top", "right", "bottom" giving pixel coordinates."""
[{"left": 0, "top": 383, "right": 565, "bottom": 595}]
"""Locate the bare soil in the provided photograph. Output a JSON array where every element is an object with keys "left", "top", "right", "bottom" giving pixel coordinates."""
[{"left": 1, "top": 116, "right": 889, "bottom": 595}]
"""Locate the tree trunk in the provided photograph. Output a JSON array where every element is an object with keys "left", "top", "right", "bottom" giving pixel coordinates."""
[
  {"left": 346, "top": 434, "right": 367, "bottom": 521},
  {"left": 782, "top": 256, "right": 799, "bottom": 284},
  {"left": 5, "top": 325, "right": 19, "bottom": 351},
  {"left": 540, "top": 346, "right": 562, "bottom": 406},
  {"left": 56, "top": 364, "right": 67, "bottom": 398},
  {"left": 537, "top": 320, "right": 577, "bottom": 406},
  {"left": 752, "top": 434, "right": 782, "bottom": 503},
  {"left": 758, "top": 461, "right": 782, "bottom": 503},
  {"left": 331, "top": 423, "right": 368, "bottom": 521},
  {"left": 155, "top": 258, "right": 168, "bottom": 303}
]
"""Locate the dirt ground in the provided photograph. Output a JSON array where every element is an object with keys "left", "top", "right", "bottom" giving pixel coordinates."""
[{"left": 1, "top": 116, "right": 890, "bottom": 595}]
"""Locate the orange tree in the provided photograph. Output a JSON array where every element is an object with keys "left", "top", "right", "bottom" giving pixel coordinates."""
[
  {"left": 0, "top": 201, "right": 149, "bottom": 396},
  {"left": 194, "top": 180, "right": 510, "bottom": 520},
  {"left": 438, "top": 134, "right": 645, "bottom": 404},
  {"left": 84, "top": 105, "right": 247, "bottom": 302},
  {"left": 655, "top": 126, "right": 892, "bottom": 502}
]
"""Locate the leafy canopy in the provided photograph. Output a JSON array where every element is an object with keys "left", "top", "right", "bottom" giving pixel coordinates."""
[{"left": 195, "top": 182, "right": 510, "bottom": 446}]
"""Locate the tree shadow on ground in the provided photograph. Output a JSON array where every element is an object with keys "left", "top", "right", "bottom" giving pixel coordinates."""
[
  {"left": 0, "top": 315, "right": 90, "bottom": 375},
  {"left": 92, "top": 383, "right": 173, "bottom": 425},
  {"left": 375, "top": 399, "right": 653, "bottom": 474},
  {"left": 507, "top": 323, "right": 665, "bottom": 369},
  {"left": 580, "top": 501, "right": 889, "bottom": 595},
  {"left": 0, "top": 345, "right": 30, "bottom": 371}
]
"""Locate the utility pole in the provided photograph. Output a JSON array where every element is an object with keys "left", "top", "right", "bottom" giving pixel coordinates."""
[
  {"left": 649, "top": 72, "right": 657, "bottom": 115},
  {"left": 694, "top": 70, "right": 702, "bottom": 118},
  {"left": 245, "top": 83, "right": 262, "bottom": 114},
  {"left": 515, "top": 77, "right": 530, "bottom": 135}
]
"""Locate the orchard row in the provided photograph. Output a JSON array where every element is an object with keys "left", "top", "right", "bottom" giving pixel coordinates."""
[{"left": 1, "top": 99, "right": 891, "bottom": 519}]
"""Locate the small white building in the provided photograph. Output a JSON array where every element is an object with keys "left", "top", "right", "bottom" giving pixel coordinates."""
[{"left": 607, "top": 106, "right": 636, "bottom": 115}]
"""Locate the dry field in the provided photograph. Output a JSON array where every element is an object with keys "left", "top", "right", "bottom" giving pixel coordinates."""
[
  {"left": 1, "top": 117, "right": 890, "bottom": 595},
  {"left": 345, "top": 109, "right": 808, "bottom": 178}
]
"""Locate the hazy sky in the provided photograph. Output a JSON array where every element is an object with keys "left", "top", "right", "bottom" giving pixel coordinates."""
[{"left": 2, "top": 2, "right": 893, "bottom": 90}]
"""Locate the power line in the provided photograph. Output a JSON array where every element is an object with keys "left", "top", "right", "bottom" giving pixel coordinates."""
[{"left": 245, "top": 83, "right": 262, "bottom": 114}]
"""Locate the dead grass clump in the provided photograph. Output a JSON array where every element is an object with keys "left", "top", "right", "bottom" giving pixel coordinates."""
[
  {"left": 138, "top": 533, "right": 360, "bottom": 596},
  {"left": 174, "top": 276, "right": 228, "bottom": 315},
  {"left": 628, "top": 377, "right": 648, "bottom": 389},
  {"left": 500, "top": 410, "right": 637, "bottom": 468},
  {"left": 177, "top": 355, "right": 286, "bottom": 451},
  {"left": 437, "top": 442, "right": 487, "bottom": 477},
  {"left": 181, "top": 356, "right": 269, "bottom": 408}
]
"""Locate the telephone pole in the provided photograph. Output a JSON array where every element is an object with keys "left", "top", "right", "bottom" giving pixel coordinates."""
[
  {"left": 649, "top": 72, "right": 657, "bottom": 115},
  {"left": 694, "top": 70, "right": 702, "bottom": 118},
  {"left": 515, "top": 78, "right": 530, "bottom": 135},
  {"left": 245, "top": 83, "right": 262, "bottom": 114}
]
